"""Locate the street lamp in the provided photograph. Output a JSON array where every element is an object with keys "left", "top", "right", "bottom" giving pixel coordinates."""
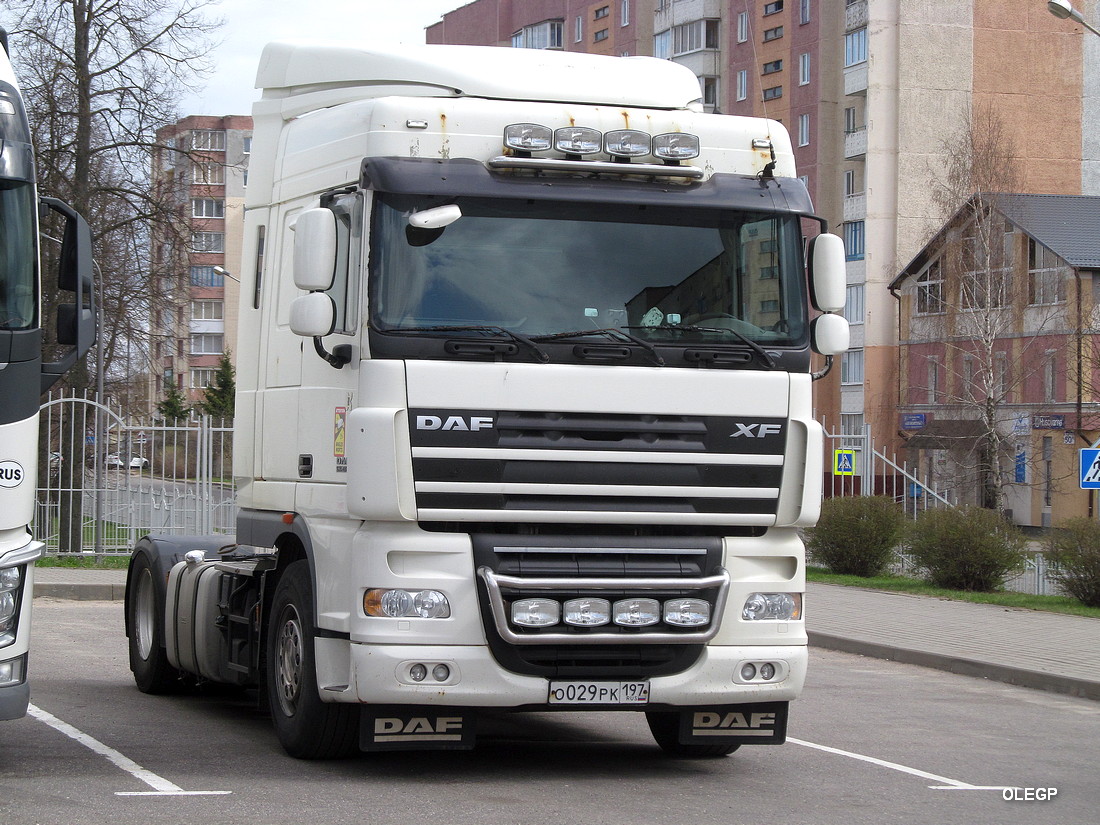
[
  {"left": 212, "top": 265, "right": 240, "bottom": 284},
  {"left": 1048, "top": 0, "right": 1100, "bottom": 38}
]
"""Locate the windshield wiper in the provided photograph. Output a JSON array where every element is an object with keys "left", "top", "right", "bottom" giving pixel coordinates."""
[
  {"left": 626, "top": 324, "right": 776, "bottom": 369},
  {"left": 531, "top": 328, "right": 665, "bottom": 366},
  {"left": 379, "top": 325, "right": 550, "bottom": 363}
]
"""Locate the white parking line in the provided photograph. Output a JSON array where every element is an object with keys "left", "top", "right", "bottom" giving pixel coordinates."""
[
  {"left": 28, "top": 704, "right": 231, "bottom": 797},
  {"left": 789, "top": 737, "right": 1007, "bottom": 791}
]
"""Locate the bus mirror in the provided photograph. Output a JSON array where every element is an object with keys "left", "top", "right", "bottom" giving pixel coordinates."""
[
  {"left": 807, "top": 233, "right": 846, "bottom": 313},
  {"left": 289, "top": 292, "right": 337, "bottom": 338},
  {"left": 41, "top": 197, "right": 94, "bottom": 295},
  {"left": 292, "top": 208, "right": 337, "bottom": 291},
  {"left": 810, "top": 312, "right": 850, "bottom": 356},
  {"left": 56, "top": 303, "right": 78, "bottom": 346}
]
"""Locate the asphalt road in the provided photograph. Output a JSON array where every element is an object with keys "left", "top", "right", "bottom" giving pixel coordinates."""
[{"left": 2, "top": 599, "right": 1096, "bottom": 825}]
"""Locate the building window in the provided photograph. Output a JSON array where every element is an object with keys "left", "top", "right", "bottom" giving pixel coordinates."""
[
  {"left": 190, "top": 265, "right": 225, "bottom": 287},
  {"left": 594, "top": 28, "right": 609, "bottom": 42},
  {"left": 621, "top": 1, "right": 630, "bottom": 26},
  {"left": 512, "top": 20, "right": 564, "bottom": 49},
  {"left": 763, "top": 85, "right": 782, "bottom": 101},
  {"left": 844, "top": 106, "right": 859, "bottom": 133},
  {"left": 927, "top": 357, "right": 941, "bottom": 403},
  {"left": 576, "top": 16, "right": 583, "bottom": 41},
  {"left": 800, "top": 0, "right": 811, "bottom": 24},
  {"left": 191, "top": 197, "right": 224, "bottom": 219},
  {"left": 191, "top": 130, "right": 225, "bottom": 151},
  {"left": 843, "top": 220, "right": 864, "bottom": 260},
  {"left": 191, "top": 161, "right": 225, "bottom": 185},
  {"left": 700, "top": 76, "right": 718, "bottom": 108},
  {"left": 191, "top": 299, "right": 223, "bottom": 321},
  {"left": 595, "top": 5, "right": 610, "bottom": 19},
  {"left": 242, "top": 136, "right": 252, "bottom": 154},
  {"left": 763, "top": 26, "right": 784, "bottom": 42},
  {"left": 191, "top": 333, "right": 224, "bottom": 355},
  {"left": 917, "top": 261, "right": 944, "bottom": 314},
  {"left": 799, "top": 52, "right": 811, "bottom": 85},
  {"left": 190, "top": 232, "right": 224, "bottom": 253},
  {"left": 1028, "top": 239, "right": 1065, "bottom": 304},
  {"left": 845, "top": 28, "right": 867, "bottom": 67},
  {"left": 654, "top": 29, "right": 671, "bottom": 58},
  {"left": 842, "top": 349, "right": 865, "bottom": 384},
  {"left": 737, "top": 11, "right": 749, "bottom": 42},
  {"left": 191, "top": 368, "right": 216, "bottom": 389},
  {"left": 1045, "top": 351, "right": 1058, "bottom": 402},
  {"left": 763, "top": 59, "right": 783, "bottom": 75},
  {"left": 798, "top": 113, "right": 810, "bottom": 147},
  {"left": 844, "top": 284, "right": 865, "bottom": 324},
  {"left": 736, "top": 70, "right": 748, "bottom": 101},
  {"left": 764, "top": 1, "right": 784, "bottom": 15},
  {"left": 844, "top": 169, "right": 858, "bottom": 196},
  {"left": 673, "top": 19, "right": 719, "bottom": 55}
]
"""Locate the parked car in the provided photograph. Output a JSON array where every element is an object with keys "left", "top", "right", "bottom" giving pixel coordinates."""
[{"left": 129, "top": 456, "right": 149, "bottom": 470}]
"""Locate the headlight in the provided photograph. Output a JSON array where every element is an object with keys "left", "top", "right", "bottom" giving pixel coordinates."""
[
  {"left": 504, "top": 123, "right": 553, "bottom": 153},
  {"left": 0, "top": 566, "right": 21, "bottom": 591},
  {"left": 563, "top": 598, "right": 611, "bottom": 627},
  {"left": 612, "top": 598, "right": 661, "bottom": 627},
  {"left": 554, "top": 126, "right": 602, "bottom": 156},
  {"left": 604, "top": 129, "right": 651, "bottom": 158},
  {"left": 742, "top": 592, "right": 802, "bottom": 621},
  {"left": 364, "top": 589, "right": 450, "bottom": 619},
  {"left": 652, "top": 132, "right": 701, "bottom": 160},
  {"left": 663, "top": 598, "right": 711, "bottom": 627},
  {"left": 511, "top": 598, "right": 560, "bottom": 628}
]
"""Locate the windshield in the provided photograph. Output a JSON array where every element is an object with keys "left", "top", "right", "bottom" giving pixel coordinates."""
[
  {"left": 369, "top": 193, "right": 807, "bottom": 352},
  {"left": 0, "top": 179, "right": 37, "bottom": 331}
]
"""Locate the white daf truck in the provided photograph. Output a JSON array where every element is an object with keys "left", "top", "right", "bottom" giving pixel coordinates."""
[
  {"left": 1, "top": 27, "right": 96, "bottom": 720},
  {"left": 125, "top": 43, "right": 849, "bottom": 758}
]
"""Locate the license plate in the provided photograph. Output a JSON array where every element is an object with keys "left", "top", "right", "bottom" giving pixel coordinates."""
[{"left": 548, "top": 681, "right": 649, "bottom": 705}]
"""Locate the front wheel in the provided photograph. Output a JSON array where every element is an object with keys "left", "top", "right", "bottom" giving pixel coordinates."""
[
  {"left": 127, "top": 553, "right": 178, "bottom": 694},
  {"left": 645, "top": 711, "right": 741, "bottom": 758},
  {"left": 266, "top": 560, "right": 359, "bottom": 759}
]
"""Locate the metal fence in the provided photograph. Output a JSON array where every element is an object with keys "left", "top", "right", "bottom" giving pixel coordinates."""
[{"left": 35, "top": 392, "right": 236, "bottom": 556}]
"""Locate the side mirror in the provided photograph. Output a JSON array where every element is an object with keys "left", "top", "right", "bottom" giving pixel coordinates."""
[
  {"left": 807, "top": 232, "right": 846, "bottom": 313},
  {"left": 408, "top": 204, "right": 462, "bottom": 229},
  {"left": 292, "top": 208, "right": 337, "bottom": 291},
  {"left": 289, "top": 292, "right": 337, "bottom": 338},
  {"left": 811, "top": 312, "right": 850, "bottom": 356},
  {"left": 40, "top": 197, "right": 97, "bottom": 392}
]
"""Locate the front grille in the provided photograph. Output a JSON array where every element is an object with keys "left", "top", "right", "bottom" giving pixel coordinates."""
[{"left": 410, "top": 409, "right": 787, "bottom": 526}]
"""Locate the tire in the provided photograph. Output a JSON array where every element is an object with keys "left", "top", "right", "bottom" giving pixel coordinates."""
[
  {"left": 266, "top": 560, "right": 359, "bottom": 759},
  {"left": 127, "top": 553, "right": 178, "bottom": 694},
  {"left": 645, "top": 711, "right": 741, "bottom": 758}
]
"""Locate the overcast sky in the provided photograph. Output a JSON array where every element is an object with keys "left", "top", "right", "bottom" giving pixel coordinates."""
[{"left": 176, "top": 0, "right": 466, "bottom": 117}]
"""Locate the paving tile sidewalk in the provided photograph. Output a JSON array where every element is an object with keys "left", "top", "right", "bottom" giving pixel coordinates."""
[{"left": 30, "top": 567, "right": 1100, "bottom": 701}]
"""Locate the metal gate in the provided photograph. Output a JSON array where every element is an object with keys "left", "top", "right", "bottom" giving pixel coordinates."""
[{"left": 35, "top": 392, "right": 236, "bottom": 556}]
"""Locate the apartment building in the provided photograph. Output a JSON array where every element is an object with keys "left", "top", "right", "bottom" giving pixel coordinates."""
[
  {"left": 434, "top": 0, "right": 1099, "bottom": 483},
  {"left": 150, "top": 115, "right": 253, "bottom": 412}
]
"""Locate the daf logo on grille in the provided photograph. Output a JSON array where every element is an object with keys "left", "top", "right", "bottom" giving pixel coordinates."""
[
  {"left": 730, "top": 423, "right": 783, "bottom": 438},
  {"left": 416, "top": 415, "right": 495, "bottom": 432}
]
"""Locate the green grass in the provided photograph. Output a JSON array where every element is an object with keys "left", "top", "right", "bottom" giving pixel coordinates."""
[
  {"left": 37, "top": 554, "right": 130, "bottom": 569},
  {"left": 807, "top": 565, "right": 1100, "bottom": 619}
]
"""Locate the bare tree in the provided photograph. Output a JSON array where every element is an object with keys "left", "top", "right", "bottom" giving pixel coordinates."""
[
  {"left": 6, "top": 0, "right": 221, "bottom": 552},
  {"left": 917, "top": 102, "right": 1067, "bottom": 511}
]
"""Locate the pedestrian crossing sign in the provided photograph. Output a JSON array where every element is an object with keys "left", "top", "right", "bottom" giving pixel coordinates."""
[
  {"left": 1081, "top": 448, "right": 1100, "bottom": 489},
  {"left": 834, "top": 449, "right": 856, "bottom": 476}
]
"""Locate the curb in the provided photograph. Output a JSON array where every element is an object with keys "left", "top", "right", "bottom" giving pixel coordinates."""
[
  {"left": 33, "top": 583, "right": 127, "bottom": 602},
  {"left": 808, "top": 630, "right": 1100, "bottom": 702}
]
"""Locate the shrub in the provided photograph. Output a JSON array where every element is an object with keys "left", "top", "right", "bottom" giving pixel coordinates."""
[
  {"left": 1046, "top": 518, "right": 1100, "bottom": 607},
  {"left": 905, "top": 506, "right": 1026, "bottom": 592},
  {"left": 806, "top": 496, "right": 904, "bottom": 577}
]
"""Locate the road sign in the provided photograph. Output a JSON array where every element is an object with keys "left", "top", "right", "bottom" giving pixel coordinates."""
[
  {"left": 1081, "top": 448, "right": 1100, "bottom": 489},
  {"left": 833, "top": 449, "right": 856, "bottom": 476}
]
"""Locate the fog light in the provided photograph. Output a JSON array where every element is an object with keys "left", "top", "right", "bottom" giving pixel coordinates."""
[
  {"left": 604, "top": 129, "right": 651, "bottom": 158},
  {"left": 663, "top": 598, "right": 710, "bottom": 627},
  {"left": 554, "top": 126, "right": 602, "bottom": 156},
  {"left": 652, "top": 132, "right": 700, "bottom": 160},
  {"left": 409, "top": 663, "right": 428, "bottom": 682},
  {"left": 504, "top": 123, "right": 553, "bottom": 153},
  {"left": 760, "top": 662, "right": 777, "bottom": 681},
  {"left": 740, "top": 663, "right": 757, "bottom": 681},
  {"left": 0, "top": 656, "right": 24, "bottom": 688},
  {"left": 563, "top": 598, "right": 611, "bottom": 627},
  {"left": 511, "top": 598, "right": 560, "bottom": 628},
  {"left": 613, "top": 598, "right": 660, "bottom": 627},
  {"left": 432, "top": 664, "right": 451, "bottom": 682},
  {"left": 742, "top": 592, "right": 802, "bottom": 621}
]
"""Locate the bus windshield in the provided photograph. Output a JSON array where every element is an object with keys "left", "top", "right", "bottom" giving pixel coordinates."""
[
  {"left": 368, "top": 193, "right": 807, "bottom": 349},
  {"left": 0, "top": 179, "right": 37, "bottom": 331}
]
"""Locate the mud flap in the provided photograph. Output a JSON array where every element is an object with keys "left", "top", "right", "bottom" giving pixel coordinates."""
[
  {"left": 678, "top": 701, "right": 788, "bottom": 745},
  {"left": 360, "top": 706, "right": 477, "bottom": 751}
]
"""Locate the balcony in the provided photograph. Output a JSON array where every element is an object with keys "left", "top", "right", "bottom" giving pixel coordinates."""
[
  {"left": 845, "top": 64, "right": 868, "bottom": 96},
  {"left": 844, "top": 127, "right": 867, "bottom": 159},
  {"left": 843, "top": 192, "right": 866, "bottom": 222},
  {"left": 846, "top": 0, "right": 869, "bottom": 31}
]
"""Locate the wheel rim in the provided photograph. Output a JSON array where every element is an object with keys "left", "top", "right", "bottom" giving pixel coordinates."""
[
  {"left": 134, "top": 568, "right": 156, "bottom": 661},
  {"left": 275, "top": 604, "right": 304, "bottom": 717}
]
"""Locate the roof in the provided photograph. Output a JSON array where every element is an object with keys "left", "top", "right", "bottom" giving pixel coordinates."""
[{"left": 893, "top": 193, "right": 1100, "bottom": 288}]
